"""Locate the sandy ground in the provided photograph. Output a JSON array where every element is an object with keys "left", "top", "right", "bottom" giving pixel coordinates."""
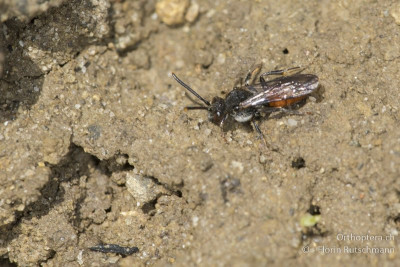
[{"left": 1, "top": 0, "right": 400, "bottom": 266}]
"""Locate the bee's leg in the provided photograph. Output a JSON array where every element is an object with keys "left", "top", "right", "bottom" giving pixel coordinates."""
[
  {"left": 233, "top": 77, "right": 243, "bottom": 89},
  {"left": 252, "top": 120, "right": 267, "bottom": 146},
  {"left": 280, "top": 108, "right": 313, "bottom": 116},
  {"left": 263, "top": 106, "right": 304, "bottom": 116},
  {"left": 219, "top": 115, "right": 230, "bottom": 142},
  {"left": 263, "top": 107, "right": 314, "bottom": 121},
  {"left": 260, "top": 66, "right": 301, "bottom": 83},
  {"left": 220, "top": 130, "right": 228, "bottom": 143},
  {"left": 260, "top": 76, "right": 267, "bottom": 87},
  {"left": 232, "top": 64, "right": 261, "bottom": 88},
  {"left": 280, "top": 108, "right": 304, "bottom": 116},
  {"left": 245, "top": 63, "right": 263, "bottom": 86}
]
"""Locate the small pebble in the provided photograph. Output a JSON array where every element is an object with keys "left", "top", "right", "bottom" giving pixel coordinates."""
[
  {"left": 194, "top": 50, "right": 213, "bottom": 68},
  {"left": 231, "top": 160, "right": 244, "bottom": 173},
  {"left": 287, "top": 118, "right": 298, "bottom": 127},
  {"left": 217, "top": 53, "right": 226, "bottom": 64},
  {"left": 390, "top": 3, "right": 400, "bottom": 25},
  {"left": 185, "top": 1, "right": 199, "bottom": 23},
  {"left": 77, "top": 250, "right": 84, "bottom": 265},
  {"left": 308, "top": 96, "right": 316, "bottom": 102},
  {"left": 126, "top": 173, "right": 167, "bottom": 205},
  {"left": 156, "top": 0, "right": 189, "bottom": 26},
  {"left": 204, "top": 128, "right": 211, "bottom": 136}
]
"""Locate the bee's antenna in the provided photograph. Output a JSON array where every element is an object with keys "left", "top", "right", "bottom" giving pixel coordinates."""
[
  {"left": 171, "top": 73, "right": 211, "bottom": 106},
  {"left": 184, "top": 106, "right": 209, "bottom": 111}
]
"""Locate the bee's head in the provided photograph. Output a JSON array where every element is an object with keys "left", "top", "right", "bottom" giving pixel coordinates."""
[
  {"left": 208, "top": 96, "right": 227, "bottom": 126},
  {"left": 172, "top": 73, "right": 228, "bottom": 127}
]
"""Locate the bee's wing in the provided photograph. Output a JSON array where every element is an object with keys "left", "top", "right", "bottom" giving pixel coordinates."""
[{"left": 239, "top": 74, "right": 319, "bottom": 108}]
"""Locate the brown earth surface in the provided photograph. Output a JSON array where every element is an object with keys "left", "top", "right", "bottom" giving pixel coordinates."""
[{"left": 1, "top": 0, "right": 400, "bottom": 266}]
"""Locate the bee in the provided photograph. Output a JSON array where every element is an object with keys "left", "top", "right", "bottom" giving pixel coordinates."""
[{"left": 172, "top": 65, "right": 319, "bottom": 138}]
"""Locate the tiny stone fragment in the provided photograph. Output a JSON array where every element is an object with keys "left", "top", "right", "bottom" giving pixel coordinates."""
[
  {"left": 194, "top": 50, "right": 213, "bottom": 68},
  {"left": 123, "top": 49, "right": 150, "bottom": 70},
  {"left": 287, "top": 118, "right": 298, "bottom": 127},
  {"left": 156, "top": 0, "right": 189, "bottom": 26},
  {"left": 125, "top": 173, "right": 169, "bottom": 205},
  {"left": 185, "top": 1, "right": 199, "bottom": 23},
  {"left": 390, "top": 3, "right": 400, "bottom": 25}
]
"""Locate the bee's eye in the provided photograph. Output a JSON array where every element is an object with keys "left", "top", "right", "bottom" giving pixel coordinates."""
[{"left": 233, "top": 106, "right": 239, "bottom": 111}]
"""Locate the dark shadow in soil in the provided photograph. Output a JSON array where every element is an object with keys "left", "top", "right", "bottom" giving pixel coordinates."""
[
  {"left": 301, "top": 203, "right": 329, "bottom": 240},
  {"left": 0, "top": 142, "right": 135, "bottom": 248},
  {"left": 25, "top": 0, "right": 115, "bottom": 54},
  {"left": 0, "top": 0, "right": 120, "bottom": 123},
  {"left": 141, "top": 176, "right": 184, "bottom": 215},
  {"left": 0, "top": 144, "right": 94, "bottom": 245},
  {"left": 0, "top": 257, "right": 17, "bottom": 267},
  {"left": 220, "top": 176, "right": 242, "bottom": 203},
  {"left": 292, "top": 157, "right": 306, "bottom": 169},
  {"left": 0, "top": 20, "right": 43, "bottom": 123}
]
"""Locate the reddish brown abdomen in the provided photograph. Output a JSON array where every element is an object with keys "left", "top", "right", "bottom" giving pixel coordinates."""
[{"left": 268, "top": 95, "right": 307, "bottom": 108}]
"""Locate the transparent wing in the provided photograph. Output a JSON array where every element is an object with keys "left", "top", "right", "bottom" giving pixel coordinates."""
[{"left": 240, "top": 74, "right": 319, "bottom": 108}]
